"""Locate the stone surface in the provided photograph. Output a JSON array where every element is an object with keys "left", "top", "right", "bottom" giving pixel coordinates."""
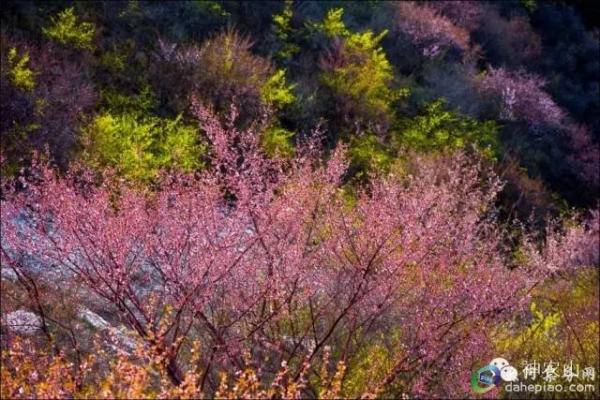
[{"left": 4, "top": 310, "right": 43, "bottom": 334}]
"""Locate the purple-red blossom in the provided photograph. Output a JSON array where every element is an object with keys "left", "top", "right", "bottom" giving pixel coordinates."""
[
  {"left": 479, "top": 67, "right": 566, "bottom": 128},
  {"left": 524, "top": 209, "right": 600, "bottom": 275},
  {"left": 426, "top": 1, "right": 484, "bottom": 32},
  {"left": 1, "top": 106, "right": 596, "bottom": 396},
  {"left": 565, "top": 124, "right": 600, "bottom": 186},
  {"left": 394, "top": 2, "right": 471, "bottom": 57}
]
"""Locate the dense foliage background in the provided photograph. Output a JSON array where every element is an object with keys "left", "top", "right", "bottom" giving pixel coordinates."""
[{"left": 1, "top": 1, "right": 598, "bottom": 398}]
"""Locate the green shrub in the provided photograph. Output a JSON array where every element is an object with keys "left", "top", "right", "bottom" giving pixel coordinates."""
[
  {"left": 101, "top": 83, "right": 157, "bottom": 115},
  {"left": 271, "top": 0, "right": 299, "bottom": 62},
  {"left": 493, "top": 269, "right": 599, "bottom": 398},
  {"left": 157, "top": 30, "right": 295, "bottom": 121},
  {"left": 321, "top": 29, "right": 403, "bottom": 113},
  {"left": 348, "top": 133, "right": 392, "bottom": 174},
  {"left": 261, "top": 69, "right": 296, "bottom": 109},
  {"left": 6, "top": 47, "right": 35, "bottom": 91},
  {"left": 261, "top": 126, "right": 295, "bottom": 158},
  {"left": 82, "top": 112, "right": 204, "bottom": 182},
  {"left": 193, "top": 0, "right": 231, "bottom": 17},
  {"left": 99, "top": 50, "right": 127, "bottom": 72},
  {"left": 521, "top": 0, "right": 537, "bottom": 13},
  {"left": 395, "top": 99, "right": 500, "bottom": 157},
  {"left": 314, "top": 8, "right": 349, "bottom": 38},
  {"left": 317, "top": 9, "right": 407, "bottom": 133},
  {"left": 342, "top": 330, "right": 404, "bottom": 398},
  {"left": 43, "top": 7, "right": 95, "bottom": 50}
]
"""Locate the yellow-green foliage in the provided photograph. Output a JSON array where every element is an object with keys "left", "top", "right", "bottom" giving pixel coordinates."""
[
  {"left": 315, "top": 8, "right": 349, "bottom": 38},
  {"left": 348, "top": 133, "right": 392, "bottom": 173},
  {"left": 192, "top": 30, "right": 295, "bottom": 113},
  {"left": 342, "top": 331, "right": 404, "bottom": 398},
  {"left": 82, "top": 112, "right": 204, "bottom": 182},
  {"left": 272, "top": 1, "right": 293, "bottom": 37},
  {"left": 521, "top": 0, "right": 538, "bottom": 13},
  {"left": 43, "top": 7, "right": 95, "bottom": 50},
  {"left": 6, "top": 47, "right": 35, "bottom": 91},
  {"left": 101, "top": 83, "right": 157, "bottom": 115},
  {"left": 0, "top": 123, "right": 41, "bottom": 176},
  {"left": 396, "top": 99, "right": 499, "bottom": 157},
  {"left": 261, "top": 126, "right": 295, "bottom": 158},
  {"left": 494, "top": 269, "right": 599, "bottom": 398},
  {"left": 261, "top": 69, "right": 296, "bottom": 109},
  {"left": 272, "top": 0, "right": 299, "bottom": 61},
  {"left": 319, "top": 9, "right": 405, "bottom": 121},
  {"left": 193, "top": 0, "right": 231, "bottom": 17},
  {"left": 156, "top": 117, "right": 205, "bottom": 171},
  {"left": 99, "top": 50, "right": 127, "bottom": 72},
  {"left": 85, "top": 84, "right": 206, "bottom": 181}
]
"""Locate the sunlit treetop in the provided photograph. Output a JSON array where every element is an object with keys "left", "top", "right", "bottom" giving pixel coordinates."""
[
  {"left": 317, "top": 8, "right": 407, "bottom": 134},
  {"left": 42, "top": 7, "right": 96, "bottom": 50},
  {"left": 395, "top": 99, "right": 500, "bottom": 158},
  {"left": 6, "top": 47, "right": 35, "bottom": 91}
]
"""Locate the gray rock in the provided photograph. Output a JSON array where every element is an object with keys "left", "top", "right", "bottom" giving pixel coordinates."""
[{"left": 3, "top": 310, "right": 43, "bottom": 334}]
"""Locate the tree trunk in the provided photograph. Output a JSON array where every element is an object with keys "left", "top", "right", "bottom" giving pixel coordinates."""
[{"left": 167, "top": 357, "right": 183, "bottom": 386}]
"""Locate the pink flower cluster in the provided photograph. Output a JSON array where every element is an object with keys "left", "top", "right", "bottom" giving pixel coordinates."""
[
  {"left": 480, "top": 67, "right": 566, "bottom": 128},
  {"left": 1, "top": 104, "right": 596, "bottom": 396}
]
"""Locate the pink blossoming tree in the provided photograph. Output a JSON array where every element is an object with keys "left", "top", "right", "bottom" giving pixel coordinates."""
[
  {"left": 479, "top": 67, "right": 566, "bottom": 129},
  {"left": 394, "top": 2, "right": 471, "bottom": 58},
  {"left": 1, "top": 102, "right": 597, "bottom": 397}
]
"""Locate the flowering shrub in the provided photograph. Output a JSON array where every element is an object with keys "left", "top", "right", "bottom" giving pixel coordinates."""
[
  {"left": 475, "top": 13, "right": 542, "bottom": 69},
  {"left": 565, "top": 124, "right": 600, "bottom": 186},
  {"left": 0, "top": 336, "right": 348, "bottom": 399},
  {"left": 153, "top": 30, "right": 294, "bottom": 122},
  {"left": 394, "top": 2, "right": 471, "bottom": 58},
  {"left": 1, "top": 1, "right": 598, "bottom": 398},
  {"left": 0, "top": 37, "right": 96, "bottom": 171},
  {"left": 427, "top": 1, "right": 484, "bottom": 32},
  {"left": 479, "top": 67, "right": 566, "bottom": 129},
  {"left": 3, "top": 103, "right": 596, "bottom": 397}
]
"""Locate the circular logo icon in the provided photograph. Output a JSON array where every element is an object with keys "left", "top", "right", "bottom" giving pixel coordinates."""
[{"left": 471, "top": 364, "right": 501, "bottom": 394}]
